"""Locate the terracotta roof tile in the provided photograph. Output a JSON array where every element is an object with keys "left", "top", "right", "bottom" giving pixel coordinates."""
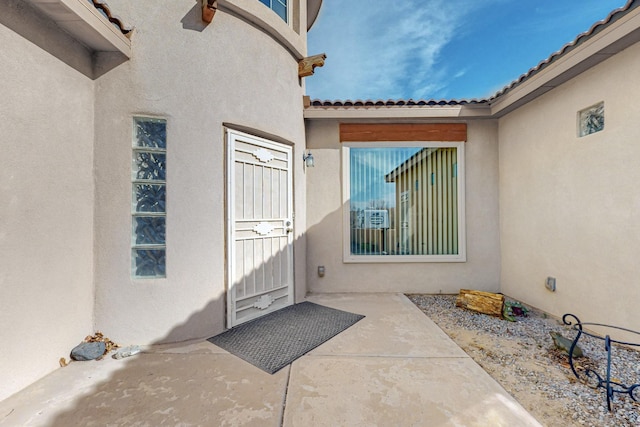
[
  {"left": 90, "top": 0, "right": 132, "bottom": 37},
  {"left": 310, "top": 98, "right": 487, "bottom": 108}
]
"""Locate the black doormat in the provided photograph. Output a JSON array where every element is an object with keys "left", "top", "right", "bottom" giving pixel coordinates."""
[{"left": 208, "top": 302, "right": 365, "bottom": 374}]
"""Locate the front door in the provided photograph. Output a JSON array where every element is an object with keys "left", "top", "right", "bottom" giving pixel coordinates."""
[{"left": 226, "top": 130, "right": 294, "bottom": 327}]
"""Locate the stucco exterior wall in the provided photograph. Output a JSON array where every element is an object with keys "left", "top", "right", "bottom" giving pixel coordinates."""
[
  {"left": 0, "top": 1, "right": 95, "bottom": 401},
  {"left": 93, "top": 0, "right": 308, "bottom": 345},
  {"left": 499, "top": 41, "right": 640, "bottom": 335},
  {"left": 305, "top": 120, "right": 500, "bottom": 293}
]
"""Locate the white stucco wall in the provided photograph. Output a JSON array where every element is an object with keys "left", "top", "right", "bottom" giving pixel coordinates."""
[
  {"left": 0, "top": 1, "right": 95, "bottom": 401},
  {"left": 499, "top": 41, "right": 640, "bottom": 336},
  {"left": 305, "top": 120, "right": 501, "bottom": 293},
  {"left": 93, "top": 0, "right": 308, "bottom": 345}
]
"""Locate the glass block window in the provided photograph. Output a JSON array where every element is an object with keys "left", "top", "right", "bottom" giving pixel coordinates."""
[
  {"left": 132, "top": 117, "right": 166, "bottom": 278},
  {"left": 259, "top": 0, "right": 288, "bottom": 22},
  {"left": 578, "top": 102, "right": 604, "bottom": 137}
]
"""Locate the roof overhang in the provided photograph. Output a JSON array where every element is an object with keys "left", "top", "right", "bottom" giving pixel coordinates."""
[
  {"left": 307, "top": 0, "right": 322, "bottom": 30},
  {"left": 304, "top": 103, "right": 492, "bottom": 121},
  {"left": 25, "top": 0, "right": 131, "bottom": 57}
]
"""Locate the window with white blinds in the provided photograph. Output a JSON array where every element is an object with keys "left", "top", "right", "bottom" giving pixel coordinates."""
[{"left": 342, "top": 142, "right": 466, "bottom": 263}]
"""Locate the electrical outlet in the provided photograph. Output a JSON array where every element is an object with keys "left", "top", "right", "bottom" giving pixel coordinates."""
[{"left": 545, "top": 277, "right": 556, "bottom": 292}]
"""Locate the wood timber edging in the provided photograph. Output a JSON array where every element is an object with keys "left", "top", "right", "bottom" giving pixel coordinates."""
[
  {"left": 339, "top": 123, "right": 467, "bottom": 142},
  {"left": 456, "top": 289, "right": 505, "bottom": 318}
]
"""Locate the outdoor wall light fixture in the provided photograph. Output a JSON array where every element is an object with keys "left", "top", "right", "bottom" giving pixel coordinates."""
[{"left": 303, "top": 150, "right": 315, "bottom": 168}]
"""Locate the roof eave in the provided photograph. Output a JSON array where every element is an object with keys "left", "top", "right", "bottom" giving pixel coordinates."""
[
  {"left": 303, "top": 104, "right": 492, "bottom": 120},
  {"left": 27, "top": 0, "right": 131, "bottom": 57}
]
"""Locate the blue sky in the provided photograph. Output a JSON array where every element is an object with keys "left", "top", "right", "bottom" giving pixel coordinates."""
[{"left": 306, "top": 0, "right": 628, "bottom": 101}]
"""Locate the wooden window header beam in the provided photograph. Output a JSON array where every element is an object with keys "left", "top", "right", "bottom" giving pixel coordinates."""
[{"left": 340, "top": 123, "right": 467, "bottom": 142}]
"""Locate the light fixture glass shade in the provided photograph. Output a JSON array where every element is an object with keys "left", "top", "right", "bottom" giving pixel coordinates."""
[{"left": 304, "top": 151, "right": 315, "bottom": 168}]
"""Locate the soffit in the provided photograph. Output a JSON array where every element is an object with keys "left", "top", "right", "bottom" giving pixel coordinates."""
[
  {"left": 307, "top": 0, "right": 322, "bottom": 30},
  {"left": 304, "top": 99, "right": 491, "bottom": 120},
  {"left": 26, "top": 0, "right": 131, "bottom": 56}
]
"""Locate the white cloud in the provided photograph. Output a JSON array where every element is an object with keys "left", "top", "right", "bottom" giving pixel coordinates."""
[{"left": 306, "top": 0, "right": 481, "bottom": 100}]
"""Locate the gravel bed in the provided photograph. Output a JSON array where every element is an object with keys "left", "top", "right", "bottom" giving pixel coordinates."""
[{"left": 407, "top": 294, "right": 640, "bottom": 427}]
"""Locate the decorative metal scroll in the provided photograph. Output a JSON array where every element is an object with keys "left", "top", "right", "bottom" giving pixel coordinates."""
[
  {"left": 253, "top": 294, "right": 275, "bottom": 310},
  {"left": 562, "top": 313, "right": 640, "bottom": 411},
  {"left": 253, "top": 222, "right": 275, "bottom": 236},
  {"left": 253, "top": 148, "right": 275, "bottom": 163}
]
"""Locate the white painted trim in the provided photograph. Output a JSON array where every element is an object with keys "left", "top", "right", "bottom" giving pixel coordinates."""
[
  {"left": 341, "top": 141, "right": 466, "bottom": 263},
  {"left": 286, "top": 0, "right": 292, "bottom": 26},
  {"left": 226, "top": 130, "right": 235, "bottom": 329}
]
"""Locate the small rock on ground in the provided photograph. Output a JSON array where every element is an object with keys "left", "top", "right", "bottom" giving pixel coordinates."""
[{"left": 70, "top": 341, "right": 106, "bottom": 361}]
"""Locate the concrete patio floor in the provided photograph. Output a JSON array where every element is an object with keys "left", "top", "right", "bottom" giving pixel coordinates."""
[{"left": 0, "top": 293, "right": 542, "bottom": 426}]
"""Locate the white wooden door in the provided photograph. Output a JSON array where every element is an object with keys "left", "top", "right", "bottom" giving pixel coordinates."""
[{"left": 226, "top": 130, "right": 294, "bottom": 327}]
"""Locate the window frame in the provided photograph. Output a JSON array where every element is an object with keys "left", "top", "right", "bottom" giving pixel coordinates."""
[
  {"left": 259, "top": 0, "right": 289, "bottom": 24},
  {"left": 342, "top": 141, "right": 466, "bottom": 263}
]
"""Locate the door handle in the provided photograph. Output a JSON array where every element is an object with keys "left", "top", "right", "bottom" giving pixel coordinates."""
[{"left": 285, "top": 220, "right": 293, "bottom": 233}]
